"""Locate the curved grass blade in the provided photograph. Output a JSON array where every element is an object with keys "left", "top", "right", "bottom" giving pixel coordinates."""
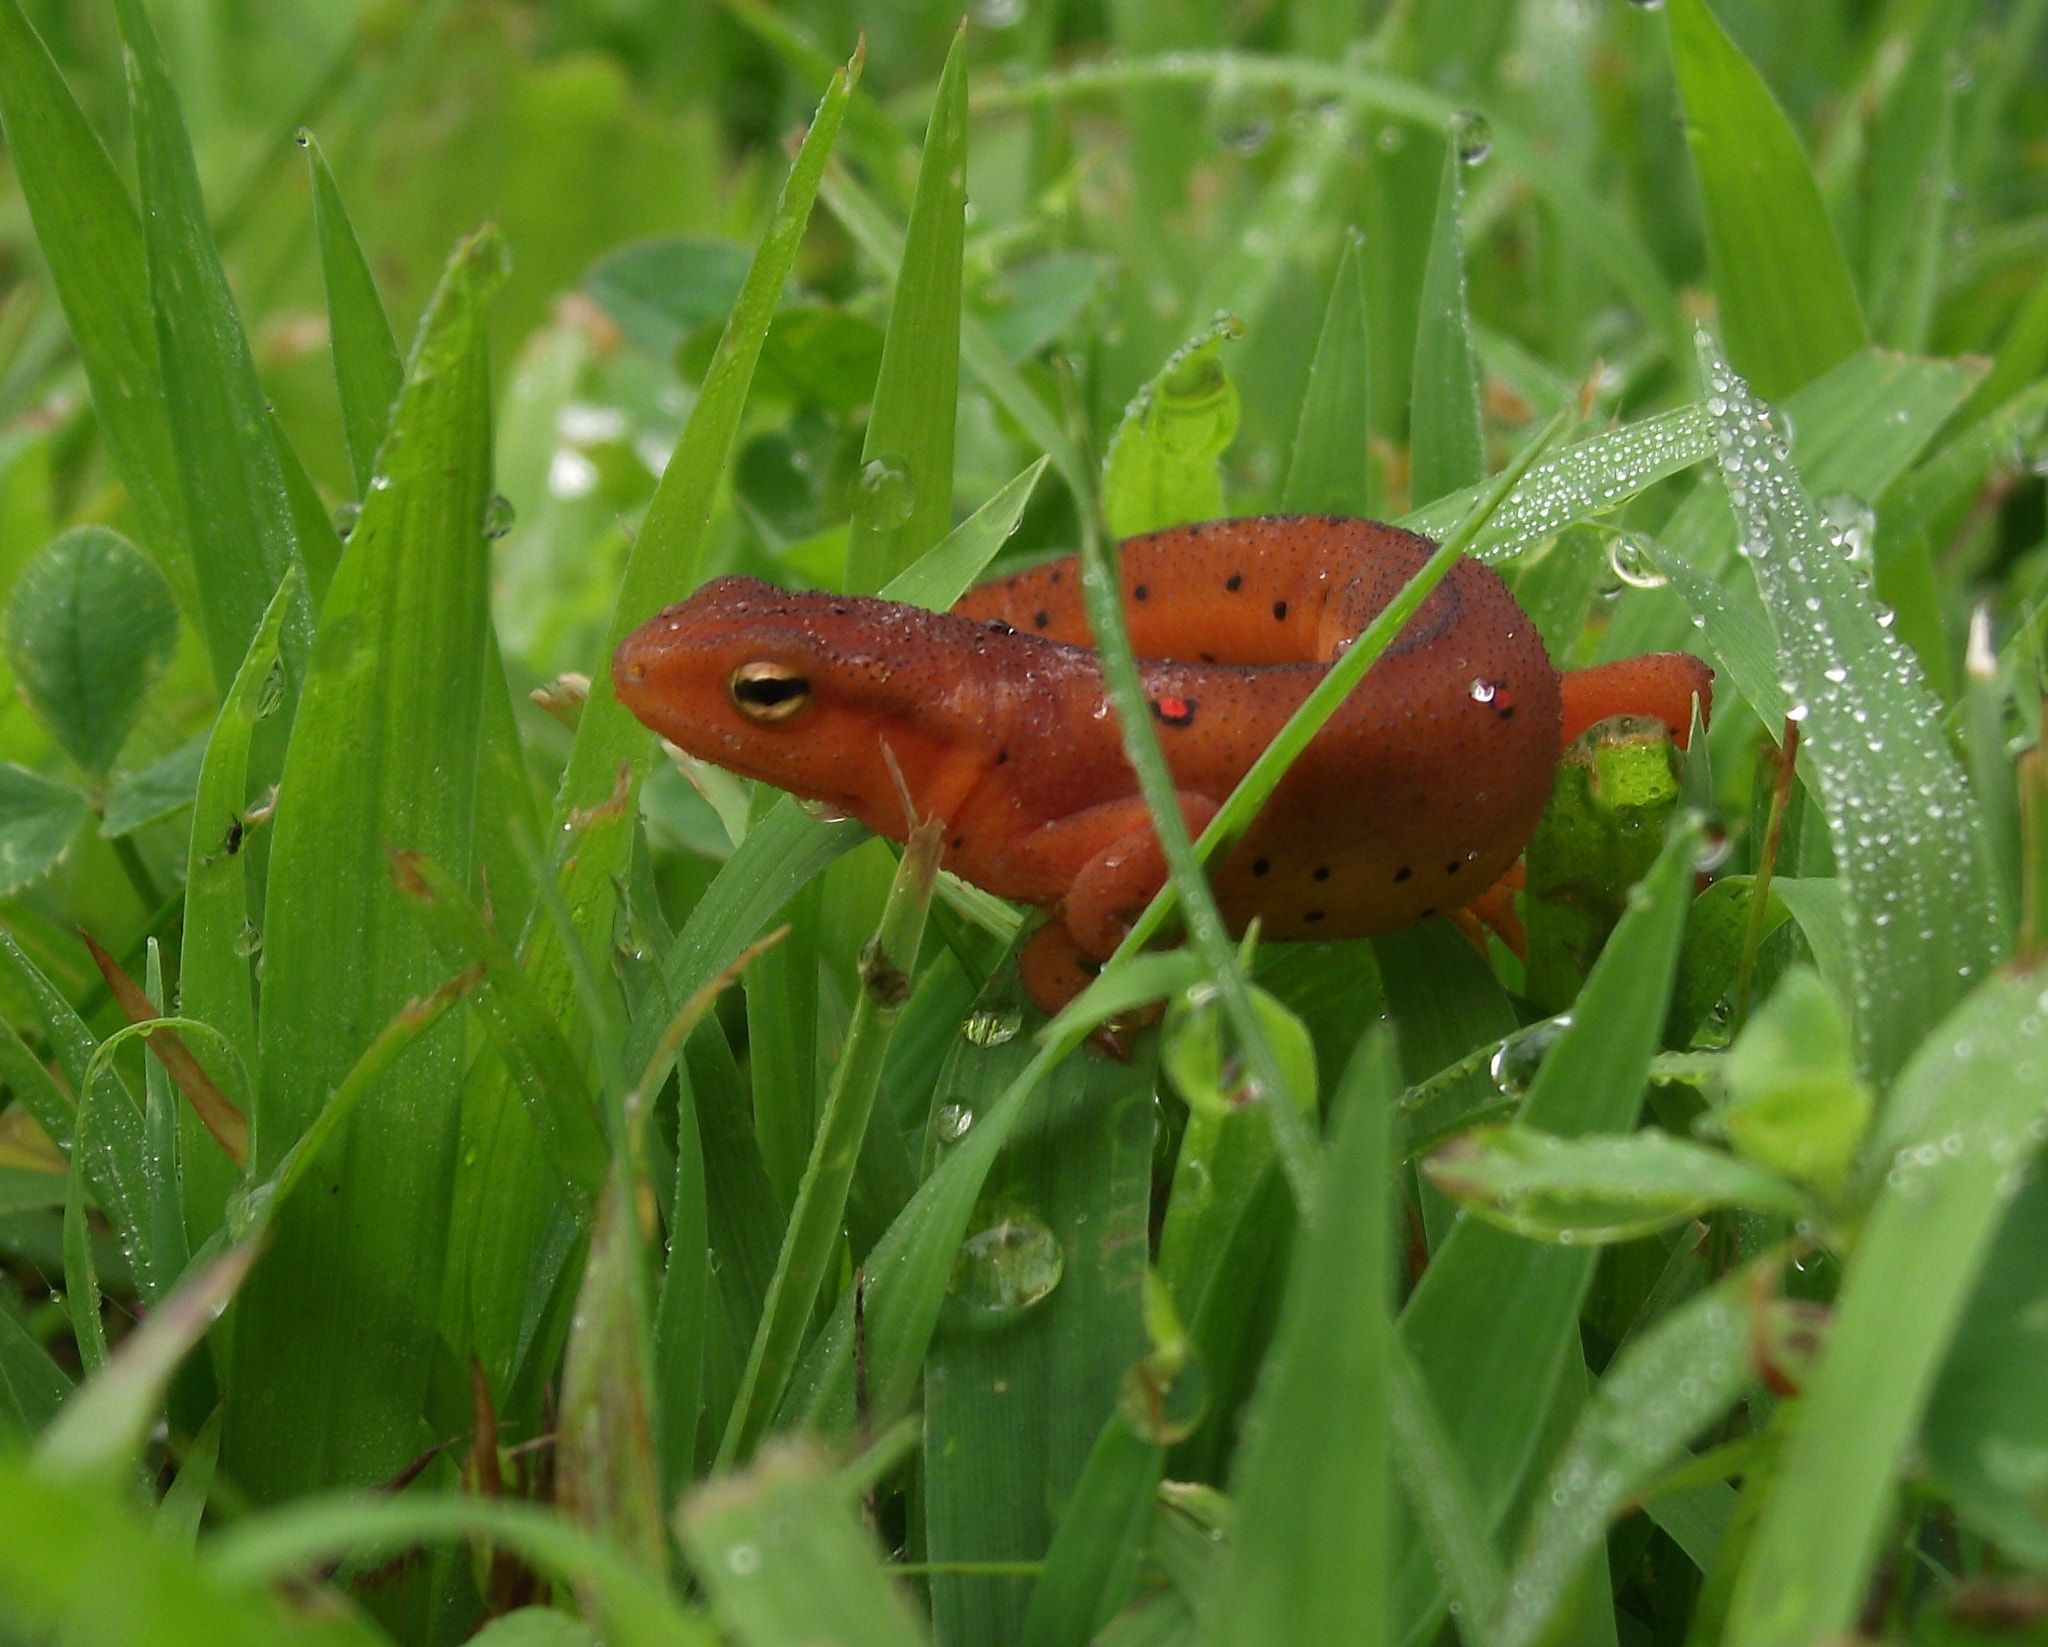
[
  {"left": 844, "top": 27, "right": 964, "bottom": 595},
  {"left": 1696, "top": 331, "right": 2000, "bottom": 1084},
  {"left": 206, "top": 1493, "right": 712, "bottom": 1647},
  {"left": 36, "top": 1244, "right": 256, "bottom": 1491},
  {"left": 1666, "top": 0, "right": 1867, "bottom": 398},
  {"left": 0, "top": 1456, "right": 390, "bottom": 1647},
  {"left": 1724, "top": 965, "right": 2048, "bottom": 1647}
]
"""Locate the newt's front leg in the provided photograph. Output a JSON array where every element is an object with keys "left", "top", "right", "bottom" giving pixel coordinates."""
[{"left": 1009, "top": 791, "right": 1220, "bottom": 1015}]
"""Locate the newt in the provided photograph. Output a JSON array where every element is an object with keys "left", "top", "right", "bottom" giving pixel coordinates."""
[{"left": 614, "top": 515, "right": 1711, "bottom": 1012}]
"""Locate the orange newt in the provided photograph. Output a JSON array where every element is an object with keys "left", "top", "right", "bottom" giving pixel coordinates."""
[{"left": 614, "top": 515, "right": 1711, "bottom": 1012}]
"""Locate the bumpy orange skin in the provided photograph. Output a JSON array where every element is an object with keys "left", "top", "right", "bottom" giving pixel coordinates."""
[{"left": 613, "top": 515, "right": 1711, "bottom": 1011}]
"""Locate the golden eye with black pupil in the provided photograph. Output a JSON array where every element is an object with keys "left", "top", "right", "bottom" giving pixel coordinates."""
[{"left": 728, "top": 661, "right": 812, "bottom": 723}]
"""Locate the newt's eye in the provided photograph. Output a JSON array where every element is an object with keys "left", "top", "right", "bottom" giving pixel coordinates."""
[{"left": 729, "top": 661, "right": 812, "bottom": 724}]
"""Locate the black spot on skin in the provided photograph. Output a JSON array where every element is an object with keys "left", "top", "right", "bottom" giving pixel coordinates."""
[
  {"left": 1034, "top": 610, "right": 1050, "bottom": 629},
  {"left": 952, "top": 835, "right": 965, "bottom": 849},
  {"left": 1420, "top": 907, "right": 1438, "bottom": 919},
  {"left": 1253, "top": 858, "right": 1271, "bottom": 876},
  {"left": 1226, "top": 573, "right": 1242, "bottom": 592},
  {"left": 987, "top": 619, "right": 1015, "bottom": 635},
  {"left": 1051, "top": 569, "right": 1062, "bottom": 583},
  {"left": 1134, "top": 583, "right": 1149, "bottom": 600},
  {"left": 1499, "top": 706, "right": 1515, "bottom": 720},
  {"left": 1006, "top": 576, "right": 1019, "bottom": 588},
  {"left": 1200, "top": 651, "right": 1216, "bottom": 663},
  {"left": 1273, "top": 600, "right": 1288, "bottom": 621},
  {"left": 1446, "top": 861, "right": 1461, "bottom": 875},
  {"left": 1305, "top": 910, "right": 1326, "bottom": 923},
  {"left": 1313, "top": 866, "right": 1331, "bottom": 882},
  {"left": 1395, "top": 866, "right": 1413, "bottom": 883},
  {"left": 996, "top": 750, "right": 1009, "bottom": 765}
]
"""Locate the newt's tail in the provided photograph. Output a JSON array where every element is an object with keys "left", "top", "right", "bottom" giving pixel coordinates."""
[{"left": 1558, "top": 654, "right": 1714, "bottom": 749}]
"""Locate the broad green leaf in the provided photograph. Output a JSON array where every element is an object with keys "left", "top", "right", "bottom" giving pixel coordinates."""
[
  {"left": 921, "top": 958, "right": 1158, "bottom": 1646},
  {"left": 844, "top": 25, "right": 965, "bottom": 594},
  {"left": 303, "top": 128, "right": 403, "bottom": 495},
  {"left": 1725, "top": 964, "right": 2048, "bottom": 1647},
  {"left": 1713, "top": 966, "right": 1872, "bottom": 1197},
  {"left": 982, "top": 254, "right": 1103, "bottom": 362},
  {"left": 677, "top": 305, "right": 884, "bottom": 411},
  {"left": 1496, "top": 1270, "right": 1759, "bottom": 1647},
  {"left": 1409, "top": 141, "right": 1484, "bottom": 510},
  {"left": 1524, "top": 718, "right": 1684, "bottom": 1013},
  {"left": 1424, "top": 1125, "right": 1808, "bottom": 1244},
  {"left": 470, "top": 1610, "right": 595, "bottom": 1647},
  {"left": 1667, "top": 876, "right": 1789, "bottom": 1049},
  {"left": 99, "top": 733, "right": 205, "bottom": 838},
  {"left": 586, "top": 236, "right": 751, "bottom": 361},
  {"left": 1101, "top": 317, "right": 1242, "bottom": 539},
  {"left": 0, "top": 0, "right": 195, "bottom": 620},
  {"left": 679, "top": 1442, "right": 930, "bottom": 1647},
  {"left": 113, "top": 0, "right": 309, "bottom": 693},
  {"left": 1696, "top": 332, "right": 2000, "bottom": 1084},
  {"left": 1395, "top": 819, "right": 1701, "bottom": 1636},
  {"left": 4, "top": 527, "right": 178, "bottom": 775},
  {"left": 1202, "top": 1029, "right": 1396, "bottom": 1647},
  {"left": 1667, "top": 0, "right": 1868, "bottom": 398},
  {"left": 226, "top": 229, "right": 503, "bottom": 1502},
  {"left": 1281, "top": 232, "right": 1376, "bottom": 518},
  {"left": 1922, "top": 1170, "right": 2048, "bottom": 1565},
  {"left": 0, "top": 765, "right": 87, "bottom": 895},
  {"left": 1161, "top": 981, "right": 1317, "bottom": 1121},
  {"left": 1020, "top": 1401, "right": 1165, "bottom": 1647},
  {"left": 721, "top": 820, "right": 941, "bottom": 1465}
]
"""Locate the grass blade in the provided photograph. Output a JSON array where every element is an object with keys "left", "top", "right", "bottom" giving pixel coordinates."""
[
  {"left": 1695, "top": 331, "right": 2000, "bottom": 1083},
  {"left": 1202, "top": 1028, "right": 1396, "bottom": 1647},
  {"left": 302, "top": 127, "right": 403, "bottom": 495},
  {"left": 392, "top": 851, "right": 607, "bottom": 1208},
  {"left": 1409, "top": 139, "right": 1484, "bottom": 510},
  {"left": 880, "top": 457, "right": 1049, "bottom": 612},
  {"left": 113, "top": 0, "right": 309, "bottom": 692},
  {"left": 1725, "top": 965, "right": 2048, "bottom": 1647},
  {"left": 1281, "top": 230, "right": 1376, "bottom": 518},
  {"left": 1666, "top": 0, "right": 1868, "bottom": 398},
  {"left": 226, "top": 229, "right": 504, "bottom": 1501},
  {"left": 0, "top": 0, "right": 195, "bottom": 620},
  {"left": 720, "top": 819, "right": 942, "bottom": 1465},
  {"left": 844, "top": 27, "right": 965, "bottom": 594},
  {"left": 680, "top": 1443, "right": 930, "bottom": 1647}
]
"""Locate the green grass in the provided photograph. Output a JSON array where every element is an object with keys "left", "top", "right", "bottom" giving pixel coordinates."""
[{"left": 0, "top": 0, "right": 2044, "bottom": 1643}]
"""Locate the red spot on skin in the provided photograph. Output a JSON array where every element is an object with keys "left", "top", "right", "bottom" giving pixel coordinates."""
[{"left": 1151, "top": 696, "right": 1197, "bottom": 727}]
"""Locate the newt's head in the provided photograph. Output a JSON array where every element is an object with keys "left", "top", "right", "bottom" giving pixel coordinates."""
[{"left": 614, "top": 576, "right": 1006, "bottom": 833}]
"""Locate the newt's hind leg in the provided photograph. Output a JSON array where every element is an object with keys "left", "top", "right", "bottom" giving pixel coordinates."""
[{"left": 1559, "top": 654, "right": 1714, "bottom": 749}]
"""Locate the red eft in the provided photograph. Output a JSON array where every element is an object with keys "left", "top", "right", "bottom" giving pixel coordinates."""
[{"left": 613, "top": 515, "right": 1712, "bottom": 1012}]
